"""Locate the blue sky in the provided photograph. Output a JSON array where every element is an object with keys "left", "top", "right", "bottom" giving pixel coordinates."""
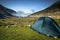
[{"left": 0, "top": 0, "right": 57, "bottom": 13}]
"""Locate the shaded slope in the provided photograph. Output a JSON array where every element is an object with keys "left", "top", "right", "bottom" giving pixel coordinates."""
[
  {"left": 0, "top": 4, "right": 16, "bottom": 19},
  {"left": 43, "top": 1, "right": 60, "bottom": 13}
]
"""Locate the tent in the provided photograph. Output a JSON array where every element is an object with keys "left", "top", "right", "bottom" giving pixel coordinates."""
[{"left": 31, "top": 17, "right": 60, "bottom": 37}]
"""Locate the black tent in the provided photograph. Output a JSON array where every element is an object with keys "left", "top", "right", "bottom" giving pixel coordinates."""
[{"left": 31, "top": 17, "right": 60, "bottom": 38}]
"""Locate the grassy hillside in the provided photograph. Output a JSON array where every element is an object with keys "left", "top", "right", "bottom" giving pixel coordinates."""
[
  {"left": 29, "top": 1, "right": 60, "bottom": 19},
  {"left": 0, "top": 17, "right": 60, "bottom": 40}
]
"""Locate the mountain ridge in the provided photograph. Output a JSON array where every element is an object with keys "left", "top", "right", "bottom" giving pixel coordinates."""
[
  {"left": 29, "top": 1, "right": 60, "bottom": 19},
  {"left": 0, "top": 4, "right": 16, "bottom": 19}
]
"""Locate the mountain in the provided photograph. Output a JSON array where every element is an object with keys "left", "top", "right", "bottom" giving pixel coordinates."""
[
  {"left": 13, "top": 11, "right": 29, "bottom": 17},
  {"left": 0, "top": 4, "right": 16, "bottom": 19},
  {"left": 42, "top": 0, "right": 60, "bottom": 13},
  {"left": 29, "top": 1, "right": 60, "bottom": 19}
]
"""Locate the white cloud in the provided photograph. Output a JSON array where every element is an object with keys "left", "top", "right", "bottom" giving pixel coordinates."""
[{"left": 12, "top": 11, "right": 31, "bottom": 17}]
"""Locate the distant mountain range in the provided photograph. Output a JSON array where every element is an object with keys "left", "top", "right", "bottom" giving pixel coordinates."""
[
  {"left": 0, "top": 4, "right": 16, "bottom": 19},
  {"left": 29, "top": 1, "right": 60, "bottom": 19}
]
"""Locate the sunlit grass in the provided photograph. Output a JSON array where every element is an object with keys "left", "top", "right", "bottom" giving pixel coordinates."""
[
  {"left": 0, "top": 27, "right": 60, "bottom": 40},
  {"left": 0, "top": 17, "right": 60, "bottom": 40}
]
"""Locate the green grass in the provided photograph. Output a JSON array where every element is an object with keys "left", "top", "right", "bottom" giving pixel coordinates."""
[
  {"left": 0, "top": 17, "right": 60, "bottom": 40},
  {"left": 55, "top": 19, "right": 60, "bottom": 25},
  {"left": 0, "top": 27, "right": 60, "bottom": 40}
]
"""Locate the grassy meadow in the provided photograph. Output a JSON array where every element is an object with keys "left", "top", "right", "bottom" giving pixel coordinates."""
[{"left": 0, "top": 17, "right": 60, "bottom": 40}]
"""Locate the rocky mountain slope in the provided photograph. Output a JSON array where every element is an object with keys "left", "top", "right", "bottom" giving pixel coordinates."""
[
  {"left": 29, "top": 1, "right": 60, "bottom": 19},
  {"left": 0, "top": 4, "right": 16, "bottom": 19}
]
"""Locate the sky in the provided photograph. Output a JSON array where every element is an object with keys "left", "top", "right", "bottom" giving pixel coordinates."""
[
  {"left": 0, "top": 0, "right": 58, "bottom": 17},
  {"left": 0, "top": 0, "right": 57, "bottom": 13}
]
